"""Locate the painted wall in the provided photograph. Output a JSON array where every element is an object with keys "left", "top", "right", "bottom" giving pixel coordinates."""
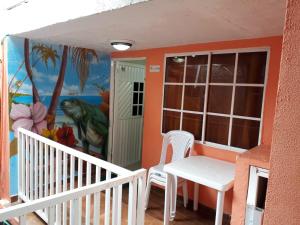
[
  {"left": 7, "top": 36, "right": 111, "bottom": 195},
  {"left": 264, "top": 1, "right": 300, "bottom": 224},
  {"left": 231, "top": 145, "right": 271, "bottom": 225},
  {"left": 112, "top": 36, "right": 282, "bottom": 214}
]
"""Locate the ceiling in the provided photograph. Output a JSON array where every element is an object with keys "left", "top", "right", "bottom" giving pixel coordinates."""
[{"left": 14, "top": 0, "right": 286, "bottom": 52}]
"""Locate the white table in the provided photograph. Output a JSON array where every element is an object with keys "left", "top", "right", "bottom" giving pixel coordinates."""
[{"left": 163, "top": 156, "right": 235, "bottom": 225}]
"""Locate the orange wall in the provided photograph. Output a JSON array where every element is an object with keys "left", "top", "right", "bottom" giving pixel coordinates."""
[
  {"left": 264, "top": 1, "right": 300, "bottom": 224},
  {"left": 112, "top": 36, "right": 282, "bottom": 214}
]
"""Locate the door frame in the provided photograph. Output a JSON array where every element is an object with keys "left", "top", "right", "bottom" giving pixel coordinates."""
[{"left": 108, "top": 57, "right": 147, "bottom": 164}]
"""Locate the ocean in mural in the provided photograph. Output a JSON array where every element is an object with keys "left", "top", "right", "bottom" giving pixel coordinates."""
[{"left": 7, "top": 36, "right": 111, "bottom": 195}]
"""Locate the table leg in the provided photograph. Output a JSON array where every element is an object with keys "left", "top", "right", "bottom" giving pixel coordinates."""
[
  {"left": 215, "top": 191, "right": 225, "bottom": 225},
  {"left": 164, "top": 173, "right": 171, "bottom": 225},
  {"left": 193, "top": 183, "right": 199, "bottom": 211},
  {"left": 170, "top": 175, "right": 177, "bottom": 220}
]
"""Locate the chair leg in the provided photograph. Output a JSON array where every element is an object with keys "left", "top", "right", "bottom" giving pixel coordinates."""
[
  {"left": 182, "top": 181, "right": 188, "bottom": 208},
  {"left": 145, "top": 174, "right": 152, "bottom": 210}
]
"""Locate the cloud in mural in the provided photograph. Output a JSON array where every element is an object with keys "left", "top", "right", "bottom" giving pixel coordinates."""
[
  {"left": 32, "top": 67, "right": 58, "bottom": 83},
  {"left": 61, "top": 84, "right": 81, "bottom": 96}
]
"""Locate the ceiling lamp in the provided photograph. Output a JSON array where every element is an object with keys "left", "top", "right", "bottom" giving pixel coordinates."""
[
  {"left": 110, "top": 40, "right": 133, "bottom": 51},
  {"left": 173, "top": 56, "right": 185, "bottom": 63}
]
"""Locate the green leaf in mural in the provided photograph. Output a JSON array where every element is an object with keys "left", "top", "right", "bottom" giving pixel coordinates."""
[
  {"left": 71, "top": 47, "right": 98, "bottom": 92},
  {"left": 32, "top": 44, "right": 59, "bottom": 68}
]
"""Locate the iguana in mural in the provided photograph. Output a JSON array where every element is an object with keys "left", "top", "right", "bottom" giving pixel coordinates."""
[{"left": 60, "top": 98, "right": 108, "bottom": 159}]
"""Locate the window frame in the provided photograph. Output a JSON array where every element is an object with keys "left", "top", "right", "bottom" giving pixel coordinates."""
[
  {"left": 132, "top": 81, "right": 144, "bottom": 117},
  {"left": 161, "top": 47, "right": 270, "bottom": 153}
]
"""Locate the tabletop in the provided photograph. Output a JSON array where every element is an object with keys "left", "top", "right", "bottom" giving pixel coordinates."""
[{"left": 163, "top": 156, "right": 236, "bottom": 191}]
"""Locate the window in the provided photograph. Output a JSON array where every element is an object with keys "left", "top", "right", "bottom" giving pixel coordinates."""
[
  {"left": 132, "top": 82, "right": 144, "bottom": 116},
  {"left": 162, "top": 50, "right": 268, "bottom": 152}
]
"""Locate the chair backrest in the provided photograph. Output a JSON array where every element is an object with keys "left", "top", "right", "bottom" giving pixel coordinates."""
[{"left": 159, "top": 130, "right": 194, "bottom": 165}]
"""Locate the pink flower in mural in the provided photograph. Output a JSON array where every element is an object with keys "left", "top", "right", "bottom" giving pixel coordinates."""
[{"left": 10, "top": 102, "right": 47, "bottom": 137}]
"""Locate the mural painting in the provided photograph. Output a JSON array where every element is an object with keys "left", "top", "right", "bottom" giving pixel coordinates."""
[{"left": 7, "top": 36, "right": 111, "bottom": 195}]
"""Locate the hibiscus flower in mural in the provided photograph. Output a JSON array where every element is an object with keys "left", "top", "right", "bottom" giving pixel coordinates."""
[
  {"left": 56, "top": 124, "right": 77, "bottom": 147},
  {"left": 10, "top": 102, "right": 47, "bottom": 137}
]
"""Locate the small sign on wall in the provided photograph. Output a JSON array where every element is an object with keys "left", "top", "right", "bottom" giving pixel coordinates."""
[{"left": 150, "top": 65, "right": 160, "bottom": 73}]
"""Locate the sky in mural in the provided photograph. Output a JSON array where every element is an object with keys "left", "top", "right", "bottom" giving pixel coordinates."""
[{"left": 7, "top": 36, "right": 110, "bottom": 97}]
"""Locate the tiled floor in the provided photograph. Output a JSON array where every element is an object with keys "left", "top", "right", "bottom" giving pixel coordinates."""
[{"left": 24, "top": 186, "right": 230, "bottom": 225}]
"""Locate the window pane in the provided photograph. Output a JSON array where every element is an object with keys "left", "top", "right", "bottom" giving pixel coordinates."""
[
  {"left": 134, "top": 82, "right": 139, "bottom": 91},
  {"left": 132, "top": 106, "right": 138, "bottom": 116},
  {"left": 133, "top": 92, "right": 138, "bottom": 104},
  {"left": 185, "top": 55, "right": 208, "bottom": 83},
  {"left": 231, "top": 119, "right": 260, "bottom": 149},
  {"left": 207, "top": 86, "right": 232, "bottom": 114},
  {"left": 237, "top": 52, "right": 267, "bottom": 84},
  {"left": 210, "top": 53, "right": 235, "bottom": 83},
  {"left": 163, "top": 85, "right": 183, "bottom": 109},
  {"left": 162, "top": 110, "right": 181, "bottom": 133},
  {"left": 205, "top": 115, "right": 230, "bottom": 145},
  {"left": 165, "top": 57, "right": 185, "bottom": 83},
  {"left": 139, "top": 93, "right": 143, "bottom": 104},
  {"left": 182, "top": 113, "right": 202, "bottom": 140},
  {"left": 138, "top": 106, "right": 143, "bottom": 115},
  {"left": 234, "top": 87, "right": 264, "bottom": 118},
  {"left": 183, "top": 85, "right": 205, "bottom": 112},
  {"left": 140, "top": 82, "right": 144, "bottom": 91}
]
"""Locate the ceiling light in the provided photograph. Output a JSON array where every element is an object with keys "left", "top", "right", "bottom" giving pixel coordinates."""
[
  {"left": 173, "top": 57, "right": 185, "bottom": 63},
  {"left": 110, "top": 40, "right": 133, "bottom": 51}
]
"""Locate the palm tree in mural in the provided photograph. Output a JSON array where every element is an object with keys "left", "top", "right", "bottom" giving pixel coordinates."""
[
  {"left": 32, "top": 44, "right": 59, "bottom": 69},
  {"left": 71, "top": 47, "right": 98, "bottom": 91},
  {"left": 24, "top": 38, "right": 40, "bottom": 103},
  {"left": 30, "top": 42, "right": 99, "bottom": 129},
  {"left": 24, "top": 39, "right": 60, "bottom": 103},
  {"left": 46, "top": 45, "right": 69, "bottom": 129}
]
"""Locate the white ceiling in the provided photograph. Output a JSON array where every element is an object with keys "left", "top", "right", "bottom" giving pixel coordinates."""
[
  {"left": 14, "top": 0, "right": 286, "bottom": 52},
  {"left": 0, "top": 0, "right": 147, "bottom": 38}
]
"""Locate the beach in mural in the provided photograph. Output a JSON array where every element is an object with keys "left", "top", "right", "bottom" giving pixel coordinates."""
[{"left": 7, "top": 36, "right": 111, "bottom": 195}]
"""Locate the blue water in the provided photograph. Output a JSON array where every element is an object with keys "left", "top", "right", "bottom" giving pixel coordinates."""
[{"left": 13, "top": 95, "right": 102, "bottom": 116}]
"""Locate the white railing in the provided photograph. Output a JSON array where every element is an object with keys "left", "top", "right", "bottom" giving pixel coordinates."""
[{"left": 0, "top": 128, "right": 146, "bottom": 225}]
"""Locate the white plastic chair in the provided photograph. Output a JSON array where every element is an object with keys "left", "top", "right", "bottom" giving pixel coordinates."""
[{"left": 145, "top": 130, "right": 194, "bottom": 219}]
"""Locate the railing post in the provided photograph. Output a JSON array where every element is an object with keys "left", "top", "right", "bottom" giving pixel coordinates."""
[
  {"left": 78, "top": 159, "right": 83, "bottom": 225},
  {"left": 93, "top": 167, "right": 101, "bottom": 225},
  {"left": 70, "top": 199, "right": 79, "bottom": 225},
  {"left": 25, "top": 135, "right": 29, "bottom": 199},
  {"left": 49, "top": 146, "right": 54, "bottom": 196},
  {"left": 29, "top": 137, "right": 34, "bottom": 200},
  {"left": 112, "top": 184, "right": 122, "bottom": 225},
  {"left": 56, "top": 149, "right": 62, "bottom": 225},
  {"left": 48, "top": 206, "right": 55, "bottom": 225},
  {"left": 44, "top": 144, "right": 49, "bottom": 217},
  {"left": 104, "top": 170, "right": 111, "bottom": 225},
  {"left": 62, "top": 152, "right": 68, "bottom": 225},
  {"left": 70, "top": 155, "right": 75, "bottom": 224},
  {"left": 128, "top": 177, "right": 137, "bottom": 225},
  {"left": 85, "top": 163, "right": 91, "bottom": 225},
  {"left": 34, "top": 139, "right": 38, "bottom": 200},
  {"left": 19, "top": 215, "right": 26, "bottom": 225},
  {"left": 38, "top": 141, "right": 44, "bottom": 199},
  {"left": 17, "top": 131, "right": 23, "bottom": 202}
]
